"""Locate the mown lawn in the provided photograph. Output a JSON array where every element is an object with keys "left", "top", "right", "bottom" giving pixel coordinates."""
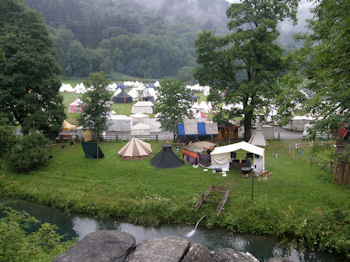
[{"left": 0, "top": 139, "right": 349, "bottom": 254}]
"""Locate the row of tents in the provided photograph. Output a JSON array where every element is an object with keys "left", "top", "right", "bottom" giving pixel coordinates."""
[{"left": 81, "top": 137, "right": 265, "bottom": 172}]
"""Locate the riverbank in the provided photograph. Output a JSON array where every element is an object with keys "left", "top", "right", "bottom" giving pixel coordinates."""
[{"left": 0, "top": 140, "right": 349, "bottom": 255}]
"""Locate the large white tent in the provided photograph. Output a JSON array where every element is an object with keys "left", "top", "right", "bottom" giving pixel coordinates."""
[
  {"left": 131, "top": 101, "right": 154, "bottom": 114},
  {"left": 74, "top": 83, "right": 86, "bottom": 94},
  {"left": 108, "top": 115, "right": 132, "bottom": 132},
  {"left": 128, "top": 89, "right": 139, "bottom": 99},
  {"left": 130, "top": 113, "right": 149, "bottom": 125},
  {"left": 198, "top": 101, "right": 210, "bottom": 113},
  {"left": 60, "top": 84, "right": 74, "bottom": 92},
  {"left": 211, "top": 141, "right": 265, "bottom": 172},
  {"left": 131, "top": 123, "right": 150, "bottom": 136}
]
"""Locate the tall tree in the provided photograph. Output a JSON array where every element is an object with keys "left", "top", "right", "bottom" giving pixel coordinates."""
[
  {"left": 0, "top": 0, "right": 64, "bottom": 138},
  {"left": 194, "top": 0, "right": 298, "bottom": 141},
  {"left": 278, "top": 0, "right": 350, "bottom": 135},
  {"left": 0, "top": 48, "right": 5, "bottom": 61},
  {"left": 78, "top": 72, "right": 111, "bottom": 141},
  {"left": 155, "top": 78, "right": 193, "bottom": 141}
]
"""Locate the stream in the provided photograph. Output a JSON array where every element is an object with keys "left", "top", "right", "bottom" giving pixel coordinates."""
[{"left": 1, "top": 198, "right": 344, "bottom": 262}]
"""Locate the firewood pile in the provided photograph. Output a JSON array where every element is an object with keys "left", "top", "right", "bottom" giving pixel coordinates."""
[{"left": 258, "top": 170, "right": 271, "bottom": 181}]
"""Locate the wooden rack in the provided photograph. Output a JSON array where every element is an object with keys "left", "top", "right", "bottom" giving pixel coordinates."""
[{"left": 195, "top": 185, "right": 230, "bottom": 217}]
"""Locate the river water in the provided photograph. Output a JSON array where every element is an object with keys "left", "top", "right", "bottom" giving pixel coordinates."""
[{"left": 2, "top": 199, "right": 343, "bottom": 262}]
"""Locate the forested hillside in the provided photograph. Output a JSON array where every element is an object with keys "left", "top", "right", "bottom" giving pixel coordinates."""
[{"left": 23, "top": 0, "right": 229, "bottom": 79}]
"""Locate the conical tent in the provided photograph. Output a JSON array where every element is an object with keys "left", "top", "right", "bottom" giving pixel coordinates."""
[
  {"left": 62, "top": 120, "right": 77, "bottom": 131},
  {"left": 249, "top": 124, "right": 268, "bottom": 146},
  {"left": 112, "top": 91, "right": 133, "bottom": 103},
  {"left": 151, "top": 144, "right": 184, "bottom": 169},
  {"left": 118, "top": 137, "right": 152, "bottom": 160}
]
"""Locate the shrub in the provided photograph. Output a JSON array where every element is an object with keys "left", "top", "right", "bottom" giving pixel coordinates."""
[
  {"left": 0, "top": 119, "right": 16, "bottom": 158},
  {"left": 8, "top": 133, "right": 50, "bottom": 172}
]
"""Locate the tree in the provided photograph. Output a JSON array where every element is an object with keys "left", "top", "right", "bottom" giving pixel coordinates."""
[
  {"left": 0, "top": 48, "right": 5, "bottom": 61},
  {"left": 78, "top": 72, "right": 111, "bottom": 140},
  {"left": 277, "top": 0, "right": 350, "bottom": 184},
  {"left": 155, "top": 78, "right": 193, "bottom": 141},
  {"left": 0, "top": 0, "right": 65, "bottom": 138},
  {"left": 194, "top": 0, "right": 298, "bottom": 141}
]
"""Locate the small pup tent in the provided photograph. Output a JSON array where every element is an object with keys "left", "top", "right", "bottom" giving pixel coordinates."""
[
  {"left": 68, "top": 98, "right": 84, "bottom": 113},
  {"left": 118, "top": 137, "right": 152, "bottom": 160},
  {"left": 249, "top": 124, "right": 268, "bottom": 146},
  {"left": 151, "top": 144, "right": 184, "bottom": 169},
  {"left": 131, "top": 101, "right": 154, "bottom": 114},
  {"left": 81, "top": 141, "right": 104, "bottom": 159},
  {"left": 112, "top": 91, "right": 133, "bottom": 104}
]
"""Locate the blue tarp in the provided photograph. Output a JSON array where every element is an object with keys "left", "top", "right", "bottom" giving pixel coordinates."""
[
  {"left": 177, "top": 123, "right": 185, "bottom": 135},
  {"left": 197, "top": 122, "right": 206, "bottom": 135}
]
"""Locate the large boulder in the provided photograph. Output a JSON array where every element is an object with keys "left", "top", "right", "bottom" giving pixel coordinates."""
[
  {"left": 212, "top": 248, "right": 259, "bottom": 262},
  {"left": 182, "top": 243, "right": 212, "bottom": 262},
  {"left": 52, "top": 230, "right": 135, "bottom": 262},
  {"left": 125, "top": 236, "right": 190, "bottom": 262}
]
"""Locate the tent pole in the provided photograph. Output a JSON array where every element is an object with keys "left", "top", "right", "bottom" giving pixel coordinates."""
[{"left": 97, "top": 144, "right": 99, "bottom": 160}]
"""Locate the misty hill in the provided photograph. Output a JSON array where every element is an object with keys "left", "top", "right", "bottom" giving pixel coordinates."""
[
  {"left": 23, "top": 0, "right": 229, "bottom": 80},
  {"left": 23, "top": 0, "right": 309, "bottom": 80}
]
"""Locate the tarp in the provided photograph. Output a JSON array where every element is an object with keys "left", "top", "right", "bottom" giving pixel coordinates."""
[
  {"left": 151, "top": 144, "right": 184, "bottom": 169},
  {"left": 177, "top": 120, "right": 218, "bottom": 136},
  {"left": 131, "top": 123, "right": 150, "bottom": 136},
  {"left": 211, "top": 153, "right": 231, "bottom": 165},
  {"left": 118, "top": 137, "right": 152, "bottom": 160},
  {"left": 113, "top": 91, "right": 133, "bottom": 104},
  {"left": 131, "top": 101, "right": 154, "bottom": 114},
  {"left": 183, "top": 141, "right": 216, "bottom": 153},
  {"left": 197, "top": 122, "right": 206, "bottom": 135},
  {"left": 62, "top": 120, "right": 77, "bottom": 131},
  {"left": 82, "top": 130, "right": 94, "bottom": 142},
  {"left": 81, "top": 141, "right": 104, "bottom": 159},
  {"left": 108, "top": 115, "right": 132, "bottom": 132},
  {"left": 184, "top": 119, "right": 198, "bottom": 135}
]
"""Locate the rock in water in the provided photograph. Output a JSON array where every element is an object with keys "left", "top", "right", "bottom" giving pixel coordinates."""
[
  {"left": 125, "top": 236, "right": 190, "bottom": 262},
  {"left": 52, "top": 230, "right": 135, "bottom": 262},
  {"left": 212, "top": 248, "right": 260, "bottom": 262},
  {"left": 182, "top": 243, "right": 212, "bottom": 262}
]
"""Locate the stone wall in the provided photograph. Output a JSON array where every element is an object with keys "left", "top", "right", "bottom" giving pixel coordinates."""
[{"left": 53, "top": 230, "right": 259, "bottom": 262}]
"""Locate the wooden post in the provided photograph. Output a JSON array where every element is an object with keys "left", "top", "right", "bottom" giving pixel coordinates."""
[
  {"left": 292, "top": 147, "right": 294, "bottom": 159},
  {"left": 318, "top": 156, "right": 320, "bottom": 166},
  {"left": 97, "top": 144, "right": 99, "bottom": 160},
  {"left": 156, "top": 135, "right": 158, "bottom": 142},
  {"left": 289, "top": 144, "right": 291, "bottom": 155},
  {"left": 116, "top": 135, "right": 118, "bottom": 141}
]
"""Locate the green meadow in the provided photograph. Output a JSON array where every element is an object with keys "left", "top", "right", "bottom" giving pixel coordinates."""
[{"left": 0, "top": 139, "right": 349, "bottom": 254}]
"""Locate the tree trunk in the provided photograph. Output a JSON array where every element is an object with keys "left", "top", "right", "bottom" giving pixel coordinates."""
[{"left": 243, "top": 112, "right": 253, "bottom": 142}]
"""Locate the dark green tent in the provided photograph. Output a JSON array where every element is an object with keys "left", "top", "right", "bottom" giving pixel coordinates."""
[{"left": 81, "top": 141, "right": 105, "bottom": 159}]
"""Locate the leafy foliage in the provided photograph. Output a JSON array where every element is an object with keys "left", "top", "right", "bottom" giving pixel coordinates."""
[
  {"left": 155, "top": 78, "right": 193, "bottom": 139},
  {"left": 194, "top": 0, "right": 298, "bottom": 141},
  {"left": 8, "top": 133, "right": 50, "bottom": 173},
  {"left": 0, "top": 117, "right": 16, "bottom": 158},
  {"left": 78, "top": 72, "right": 112, "bottom": 140},
  {"left": 278, "top": 0, "right": 350, "bottom": 139},
  {"left": 0, "top": 0, "right": 65, "bottom": 138},
  {"left": 0, "top": 203, "right": 73, "bottom": 262}
]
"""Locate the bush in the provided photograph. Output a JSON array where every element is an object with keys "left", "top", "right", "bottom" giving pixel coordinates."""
[
  {"left": 0, "top": 119, "right": 16, "bottom": 158},
  {"left": 8, "top": 133, "right": 50, "bottom": 172},
  {"left": 0, "top": 203, "right": 74, "bottom": 262}
]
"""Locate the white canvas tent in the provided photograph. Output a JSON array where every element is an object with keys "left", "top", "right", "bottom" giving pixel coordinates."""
[
  {"left": 130, "top": 113, "right": 149, "bottom": 125},
  {"left": 131, "top": 123, "right": 150, "bottom": 136},
  {"left": 74, "top": 83, "right": 86, "bottom": 94},
  {"left": 60, "top": 84, "right": 74, "bottom": 92},
  {"left": 118, "top": 137, "right": 152, "bottom": 160},
  {"left": 211, "top": 141, "right": 265, "bottom": 172},
  {"left": 108, "top": 115, "right": 132, "bottom": 132},
  {"left": 131, "top": 101, "right": 154, "bottom": 114},
  {"left": 198, "top": 101, "right": 210, "bottom": 113},
  {"left": 128, "top": 89, "right": 139, "bottom": 99},
  {"left": 144, "top": 118, "right": 162, "bottom": 132},
  {"left": 249, "top": 124, "right": 268, "bottom": 146}
]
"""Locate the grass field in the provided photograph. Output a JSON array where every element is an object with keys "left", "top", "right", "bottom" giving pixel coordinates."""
[{"left": 0, "top": 139, "right": 349, "bottom": 254}]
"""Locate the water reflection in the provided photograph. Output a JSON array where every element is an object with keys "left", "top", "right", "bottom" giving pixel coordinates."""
[{"left": 2, "top": 199, "right": 344, "bottom": 262}]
